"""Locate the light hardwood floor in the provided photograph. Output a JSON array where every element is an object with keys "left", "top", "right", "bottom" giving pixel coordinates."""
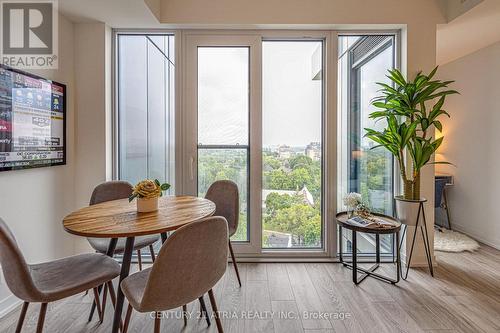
[{"left": 1, "top": 246, "right": 499, "bottom": 333}]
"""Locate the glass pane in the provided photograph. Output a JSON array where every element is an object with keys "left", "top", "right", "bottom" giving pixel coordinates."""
[
  {"left": 118, "top": 35, "right": 175, "bottom": 189},
  {"left": 198, "top": 149, "right": 248, "bottom": 241},
  {"left": 262, "top": 41, "right": 323, "bottom": 249},
  {"left": 337, "top": 35, "right": 395, "bottom": 256},
  {"left": 118, "top": 36, "right": 147, "bottom": 184},
  {"left": 358, "top": 46, "right": 394, "bottom": 214},
  {"left": 198, "top": 47, "right": 249, "bottom": 145}
]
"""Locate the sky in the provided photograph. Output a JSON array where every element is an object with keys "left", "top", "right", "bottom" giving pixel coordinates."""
[{"left": 197, "top": 41, "right": 323, "bottom": 147}]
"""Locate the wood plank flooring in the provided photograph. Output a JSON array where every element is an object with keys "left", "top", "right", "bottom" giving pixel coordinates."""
[{"left": 1, "top": 246, "right": 499, "bottom": 332}]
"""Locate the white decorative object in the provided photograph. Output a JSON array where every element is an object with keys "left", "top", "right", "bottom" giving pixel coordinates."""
[
  {"left": 343, "top": 192, "right": 362, "bottom": 217},
  {"left": 434, "top": 229, "right": 480, "bottom": 252}
]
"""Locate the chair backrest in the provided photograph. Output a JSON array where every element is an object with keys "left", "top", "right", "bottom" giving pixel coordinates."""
[
  {"left": 0, "top": 218, "right": 41, "bottom": 302},
  {"left": 140, "top": 217, "right": 228, "bottom": 311},
  {"left": 205, "top": 180, "right": 239, "bottom": 236},
  {"left": 90, "top": 180, "right": 133, "bottom": 206},
  {"left": 435, "top": 178, "right": 447, "bottom": 208}
]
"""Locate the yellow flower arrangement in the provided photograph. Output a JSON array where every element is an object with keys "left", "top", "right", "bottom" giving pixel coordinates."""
[{"left": 129, "top": 179, "right": 170, "bottom": 202}]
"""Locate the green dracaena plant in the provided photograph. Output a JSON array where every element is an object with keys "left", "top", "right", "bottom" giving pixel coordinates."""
[{"left": 364, "top": 67, "right": 457, "bottom": 200}]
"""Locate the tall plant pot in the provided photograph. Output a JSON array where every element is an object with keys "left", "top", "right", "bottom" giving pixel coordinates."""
[
  {"left": 395, "top": 196, "right": 423, "bottom": 226},
  {"left": 394, "top": 196, "right": 433, "bottom": 279}
]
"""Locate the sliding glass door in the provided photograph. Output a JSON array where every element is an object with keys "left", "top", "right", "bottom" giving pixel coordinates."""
[
  {"left": 183, "top": 35, "right": 261, "bottom": 253},
  {"left": 197, "top": 47, "right": 250, "bottom": 241},
  {"left": 183, "top": 34, "right": 327, "bottom": 255}
]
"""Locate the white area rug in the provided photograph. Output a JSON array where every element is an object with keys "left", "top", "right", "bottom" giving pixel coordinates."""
[{"left": 434, "top": 229, "right": 480, "bottom": 252}]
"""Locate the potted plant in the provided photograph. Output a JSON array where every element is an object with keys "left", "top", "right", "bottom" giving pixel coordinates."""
[
  {"left": 364, "top": 67, "right": 457, "bottom": 223},
  {"left": 129, "top": 179, "right": 171, "bottom": 213}
]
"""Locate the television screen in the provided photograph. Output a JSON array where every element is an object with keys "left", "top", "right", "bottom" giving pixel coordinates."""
[{"left": 0, "top": 64, "right": 66, "bottom": 172}]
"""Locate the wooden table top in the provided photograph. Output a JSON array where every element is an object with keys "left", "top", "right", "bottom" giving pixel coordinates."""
[
  {"left": 336, "top": 212, "right": 401, "bottom": 234},
  {"left": 63, "top": 196, "right": 216, "bottom": 238}
]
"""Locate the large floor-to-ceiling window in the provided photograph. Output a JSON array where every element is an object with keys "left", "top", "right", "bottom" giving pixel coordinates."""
[
  {"left": 337, "top": 34, "right": 397, "bottom": 257},
  {"left": 116, "top": 33, "right": 175, "bottom": 188},
  {"left": 115, "top": 31, "right": 398, "bottom": 259},
  {"left": 115, "top": 32, "right": 176, "bottom": 258}
]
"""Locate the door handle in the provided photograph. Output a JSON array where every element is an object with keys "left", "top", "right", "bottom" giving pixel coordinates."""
[{"left": 189, "top": 156, "right": 194, "bottom": 181}]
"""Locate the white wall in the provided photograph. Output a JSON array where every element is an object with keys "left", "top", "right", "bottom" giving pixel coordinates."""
[
  {"left": 73, "top": 22, "right": 113, "bottom": 253},
  {"left": 0, "top": 3, "right": 447, "bottom": 317},
  {"left": 0, "top": 14, "right": 76, "bottom": 316},
  {"left": 437, "top": 41, "right": 500, "bottom": 249}
]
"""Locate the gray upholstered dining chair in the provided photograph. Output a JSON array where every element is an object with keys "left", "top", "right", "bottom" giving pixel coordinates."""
[
  {"left": 205, "top": 180, "right": 241, "bottom": 286},
  {"left": 0, "top": 218, "right": 121, "bottom": 333},
  {"left": 120, "top": 216, "right": 228, "bottom": 333},
  {"left": 88, "top": 181, "right": 160, "bottom": 270}
]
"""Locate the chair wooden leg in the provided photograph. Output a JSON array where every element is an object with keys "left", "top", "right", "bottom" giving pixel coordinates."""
[
  {"left": 123, "top": 304, "right": 133, "bottom": 333},
  {"left": 199, "top": 296, "right": 210, "bottom": 326},
  {"left": 149, "top": 245, "right": 156, "bottom": 262},
  {"left": 36, "top": 303, "right": 48, "bottom": 333},
  {"left": 101, "top": 284, "right": 108, "bottom": 319},
  {"left": 228, "top": 240, "right": 241, "bottom": 287},
  {"left": 137, "top": 250, "right": 143, "bottom": 271},
  {"left": 92, "top": 288, "right": 104, "bottom": 323},
  {"left": 106, "top": 282, "right": 124, "bottom": 332},
  {"left": 182, "top": 305, "right": 187, "bottom": 326},
  {"left": 15, "top": 302, "right": 29, "bottom": 333},
  {"left": 208, "top": 289, "right": 223, "bottom": 333},
  {"left": 154, "top": 313, "right": 161, "bottom": 333}
]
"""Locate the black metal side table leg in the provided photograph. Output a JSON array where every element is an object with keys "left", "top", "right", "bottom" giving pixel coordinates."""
[
  {"left": 352, "top": 231, "right": 358, "bottom": 284},
  {"left": 112, "top": 237, "right": 135, "bottom": 333},
  {"left": 395, "top": 230, "right": 401, "bottom": 283},
  {"left": 339, "top": 226, "right": 343, "bottom": 264},
  {"left": 89, "top": 238, "right": 118, "bottom": 322}
]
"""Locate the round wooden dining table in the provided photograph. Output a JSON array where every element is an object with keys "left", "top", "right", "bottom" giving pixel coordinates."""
[{"left": 63, "top": 195, "right": 216, "bottom": 333}]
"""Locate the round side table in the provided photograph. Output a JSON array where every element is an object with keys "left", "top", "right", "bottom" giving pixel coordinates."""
[{"left": 336, "top": 212, "right": 402, "bottom": 285}]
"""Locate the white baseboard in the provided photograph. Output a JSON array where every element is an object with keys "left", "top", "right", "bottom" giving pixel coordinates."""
[
  {"left": 0, "top": 294, "right": 21, "bottom": 319},
  {"left": 452, "top": 224, "right": 500, "bottom": 250}
]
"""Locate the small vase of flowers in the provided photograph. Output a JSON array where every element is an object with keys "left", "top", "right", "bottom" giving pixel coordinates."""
[
  {"left": 129, "top": 179, "right": 171, "bottom": 213},
  {"left": 343, "top": 192, "right": 362, "bottom": 218}
]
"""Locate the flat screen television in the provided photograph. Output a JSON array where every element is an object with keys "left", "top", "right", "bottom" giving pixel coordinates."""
[{"left": 0, "top": 64, "right": 66, "bottom": 172}]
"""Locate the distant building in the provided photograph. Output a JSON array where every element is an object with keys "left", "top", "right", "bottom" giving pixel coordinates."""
[
  {"left": 305, "top": 142, "right": 321, "bottom": 161},
  {"left": 277, "top": 144, "right": 293, "bottom": 159},
  {"left": 264, "top": 230, "right": 292, "bottom": 248}
]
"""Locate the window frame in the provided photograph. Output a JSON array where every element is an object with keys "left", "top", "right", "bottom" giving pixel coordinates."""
[
  {"left": 260, "top": 38, "right": 326, "bottom": 250},
  {"left": 339, "top": 32, "right": 400, "bottom": 259},
  {"left": 112, "top": 30, "right": 178, "bottom": 182}
]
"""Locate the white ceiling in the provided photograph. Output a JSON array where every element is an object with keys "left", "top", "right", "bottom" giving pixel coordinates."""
[
  {"left": 58, "top": 0, "right": 159, "bottom": 27},
  {"left": 58, "top": 0, "right": 500, "bottom": 65},
  {"left": 437, "top": 0, "right": 500, "bottom": 64}
]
